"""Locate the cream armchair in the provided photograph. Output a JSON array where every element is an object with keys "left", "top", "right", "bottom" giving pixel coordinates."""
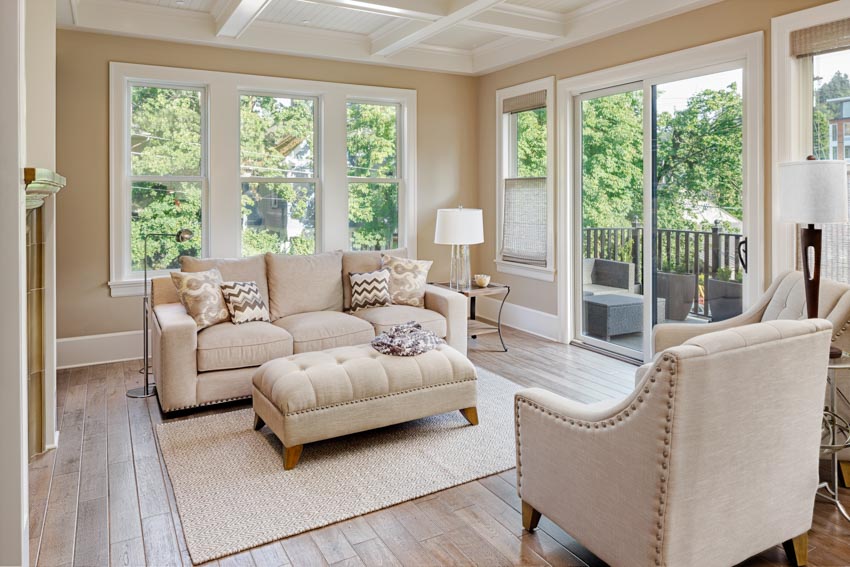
[
  {"left": 653, "top": 270, "right": 850, "bottom": 486},
  {"left": 516, "top": 319, "right": 832, "bottom": 567}
]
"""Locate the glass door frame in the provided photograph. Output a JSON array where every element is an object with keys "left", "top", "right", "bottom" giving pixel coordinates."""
[{"left": 558, "top": 33, "right": 764, "bottom": 362}]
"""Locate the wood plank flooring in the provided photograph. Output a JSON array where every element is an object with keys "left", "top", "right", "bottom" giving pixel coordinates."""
[{"left": 28, "top": 327, "right": 850, "bottom": 567}]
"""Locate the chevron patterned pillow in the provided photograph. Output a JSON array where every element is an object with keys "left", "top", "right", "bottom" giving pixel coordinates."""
[
  {"left": 349, "top": 269, "right": 391, "bottom": 312},
  {"left": 219, "top": 281, "right": 270, "bottom": 324}
]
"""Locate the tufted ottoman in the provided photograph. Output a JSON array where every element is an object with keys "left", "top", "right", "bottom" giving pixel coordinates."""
[{"left": 251, "top": 343, "right": 478, "bottom": 469}]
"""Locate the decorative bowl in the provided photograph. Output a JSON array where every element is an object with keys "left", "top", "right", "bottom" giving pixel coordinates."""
[{"left": 474, "top": 274, "right": 491, "bottom": 287}]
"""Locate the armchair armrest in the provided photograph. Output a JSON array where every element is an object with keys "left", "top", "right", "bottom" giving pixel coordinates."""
[
  {"left": 515, "top": 358, "right": 678, "bottom": 566},
  {"left": 151, "top": 302, "right": 199, "bottom": 411},
  {"left": 424, "top": 284, "right": 468, "bottom": 356}
]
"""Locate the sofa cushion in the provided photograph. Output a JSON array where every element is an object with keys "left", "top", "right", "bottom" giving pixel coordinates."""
[
  {"left": 353, "top": 305, "right": 447, "bottom": 338},
  {"left": 273, "top": 311, "right": 375, "bottom": 354},
  {"left": 181, "top": 255, "right": 269, "bottom": 308},
  {"left": 266, "top": 251, "right": 344, "bottom": 320},
  {"left": 197, "top": 321, "right": 293, "bottom": 372},
  {"left": 342, "top": 248, "right": 407, "bottom": 310}
]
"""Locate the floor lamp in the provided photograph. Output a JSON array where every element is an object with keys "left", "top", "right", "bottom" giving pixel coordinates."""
[
  {"left": 434, "top": 207, "right": 484, "bottom": 291},
  {"left": 127, "top": 228, "right": 194, "bottom": 399},
  {"left": 778, "top": 158, "right": 848, "bottom": 354}
]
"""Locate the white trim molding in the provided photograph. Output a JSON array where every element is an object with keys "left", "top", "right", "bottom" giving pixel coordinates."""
[
  {"left": 57, "top": 330, "right": 146, "bottom": 369},
  {"left": 770, "top": 0, "right": 850, "bottom": 279},
  {"left": 495, "top": 75, "right": 556, "bottom": 282},
  {"left": 556, "top": 32, "right": 764, "bottom": 358},
  {"left": 475, "top": 296, "right": 559, "bottom": 342},
  {"left": 109, "top": 62, "right": 417, "bottom": 297}
]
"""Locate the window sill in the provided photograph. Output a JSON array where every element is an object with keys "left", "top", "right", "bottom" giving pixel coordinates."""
[
  {"left": 108, "top": 279, "right": 147, "bottom": 298},
  {"left": 494, "top": 260, "right": 555, "bottom": 282}
]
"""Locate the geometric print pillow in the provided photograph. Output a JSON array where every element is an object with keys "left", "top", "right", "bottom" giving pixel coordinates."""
[
  {"left": 219, "top": 281, "right": 270, "bottom": 324},
  {"left": 349, "top": 270, "right": 392, "bottom": 312},
  {"left": 380, "top": 255, "right": 433, "bottom": 308}
]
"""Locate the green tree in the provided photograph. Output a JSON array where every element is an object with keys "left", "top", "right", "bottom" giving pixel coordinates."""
[
  {"left": 346, "top": 103, "right": 399, "bottom": 250},
  {"left": 516, "top": 108, "right": 547, "bottom": 177}
]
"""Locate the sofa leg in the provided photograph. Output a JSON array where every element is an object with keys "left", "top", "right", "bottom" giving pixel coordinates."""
[
  {"left": 840, "top": 461, "right": 850, "bottom": 489},
  {"left": 782, "top": 533, "right": 808, "bottom": 567},
  {"left": 460, "top": 407, "right": 479, "bottom": 426},
  {"left": 283, "top": 444, "right": 303, "bottom": 470},
  {"left": 253, "top": 413, "right": 265, "bottom": 431},
  {"left": 522, "top": 501, "right": 541, "bottom": 532}
]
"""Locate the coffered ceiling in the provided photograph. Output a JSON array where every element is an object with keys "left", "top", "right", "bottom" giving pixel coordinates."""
[{"left": 56, "top": 0, "right": 722, "bottom": 75}]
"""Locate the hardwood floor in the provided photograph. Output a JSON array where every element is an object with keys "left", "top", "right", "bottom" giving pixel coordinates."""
[{"left": 28, "top": 327, "right": 850, "bottom": 567}]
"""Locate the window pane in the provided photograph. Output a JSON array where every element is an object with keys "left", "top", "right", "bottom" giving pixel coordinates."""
[
  {"left": 347, "top": 102, "right": 398, "bottom": 178},
  {"left": 241, "top": 95, "right": 315, "bottom": 178},
  {"left": 131, "top": 86, "right": 202, "bottom": 177},
  {"left": 513, "top": 108, "right": 547, "bottom": 177},
  {"left": 241, "top": 182, "right": 316, "bottom": 256},
  {"left": 807, "top": 49, "right": 850, "bottom": 282},
  {"left": 131, "top": 181, "right": 201, "bottom": 272},
  {"left": 348, "top": 182, "right": 398, "bottom": 250}
]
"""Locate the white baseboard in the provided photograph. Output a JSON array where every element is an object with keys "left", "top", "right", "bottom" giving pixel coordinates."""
[
  {"left": 475, "top": 297, "right": 560, "bottom": 342},
  {"left": 44, "top": 430, "right": 59, "bottom": 451},
  {"left": 57, "top": 330, "right": 145, "bottom": 369}
]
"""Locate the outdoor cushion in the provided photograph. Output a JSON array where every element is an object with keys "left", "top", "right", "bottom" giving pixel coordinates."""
[
  {"left": 197, "top": 321, "right": 293, "bottom": 372},
  {"left": 273, "top": 311, "right": 375, "bottom": 353},
  {"left": 181, "top": 254, "right": 269, "bottom": 309},
  {"left": 353, "top": 305, "right": 447, "bottom": 338},
  {"left": 266, "top": 251, "right": 344, "bottom": 320}
]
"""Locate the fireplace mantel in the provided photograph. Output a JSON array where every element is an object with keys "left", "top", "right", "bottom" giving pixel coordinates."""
[{"left": 23, "top": 167, "right": 66, "bottom": 209}]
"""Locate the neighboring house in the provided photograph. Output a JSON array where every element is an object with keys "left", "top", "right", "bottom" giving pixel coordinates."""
[{"left": 827, "top": 96, "right": 850, "bottom": 162}]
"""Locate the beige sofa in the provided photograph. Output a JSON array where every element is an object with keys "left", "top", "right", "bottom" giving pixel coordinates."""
[
  {"left": 517, "top": 319, "right": 832, "bottom": 567},
  {"left": 150, "top": 249, "right": 467, "bottom": 412}
]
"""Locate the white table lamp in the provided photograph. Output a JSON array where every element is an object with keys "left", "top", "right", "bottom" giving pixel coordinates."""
[
  {"left": 778, "top": 158, "right": 848, "bottom": 323},
  {"left": 435, "top": 207, "right": 484, "bottom": 290}
]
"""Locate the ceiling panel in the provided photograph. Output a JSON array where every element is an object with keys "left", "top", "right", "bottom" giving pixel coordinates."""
[
  {"left": 502, "top": 0, "right": 597, "bottom": 13},
  {"left": 258, "top": 0, "right": 396, "bottom": 35},
  {"left": 425, "top": 27, "right": 505, "bottom": 50},
  {"left": 123, "top": 0, "right": 216, "bottom": 12}
]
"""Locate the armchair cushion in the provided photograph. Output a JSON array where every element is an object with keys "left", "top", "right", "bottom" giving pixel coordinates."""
[
  {"left": 196, "top": 321, "right": 293, "bottom": 372},
  {"left": 273, "top": 311, "right": 374, "bottom": 354}
]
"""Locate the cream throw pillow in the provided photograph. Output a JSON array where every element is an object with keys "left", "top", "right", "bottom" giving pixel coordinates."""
[
  {"left": 170, "top": 268, "right": 230, "bottom": 330},
  {"left": 381, "top": 255, "right": 432, "bottom": 308}
]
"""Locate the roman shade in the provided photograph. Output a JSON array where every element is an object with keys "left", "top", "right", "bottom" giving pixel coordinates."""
[
  {"left": 790, "top": 17, "right": 850, "bottom": 58},
  {"left": 501, "top": 177, "right": 548, "bottom": 267},
  {"left": 502, "top": 90, "right": 546, "bottom": 114}
]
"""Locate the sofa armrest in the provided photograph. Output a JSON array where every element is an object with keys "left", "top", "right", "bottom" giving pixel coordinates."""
[
  {"left": 515, "top": 371, "right": 674, "bottom": 566},
  {"left": 424, "top": 284, "right": 468, "bottom": 356},
  {"left": 151, "top": 303, "right": 199, "bottom": 411}
]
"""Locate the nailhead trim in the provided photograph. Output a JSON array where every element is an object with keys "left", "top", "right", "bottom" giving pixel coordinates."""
[
  {"left": 515, "top": 353, "right": 680, "bottom": 567},
  {"left": 164, "top": 394, "right": 251, "bottom": 413}
]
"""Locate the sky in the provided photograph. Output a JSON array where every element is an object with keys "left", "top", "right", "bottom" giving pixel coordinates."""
[{"left": 655, "top": 68, "right": 743, "bottom": 115}]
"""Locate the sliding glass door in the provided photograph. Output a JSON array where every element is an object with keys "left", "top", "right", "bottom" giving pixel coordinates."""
[{"left": 576, "top": 66, "right": 749, "bottom": 360}]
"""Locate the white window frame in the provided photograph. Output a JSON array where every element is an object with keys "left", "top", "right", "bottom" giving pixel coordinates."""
[
  {"left": 494, "top": 76, "right": 556, "bottom": 282},
  {"left": 771, "top": 0, "right": 850, "bottom": 279},
  {"left": 556, "top": 33, "right": 764, "bottom": 354},
  {"left": 109, "top": 62, "right": 416, "bottom": 297},
  {"left": 345, "top": 98, "right": 405, "bottom": 251}
]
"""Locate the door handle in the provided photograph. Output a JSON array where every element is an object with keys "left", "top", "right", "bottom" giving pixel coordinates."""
[{"left": 737, "top": 237, "right": 748, "bottom": 273}]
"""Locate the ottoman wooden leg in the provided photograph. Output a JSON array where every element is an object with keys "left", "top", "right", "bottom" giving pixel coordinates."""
[
  {"left": 460, "top": 407, "right": 478, "bottom": 426},
  {"left": 283, "top": 444, "right": 303, "bottom": 470},
  {"left": 840, "top": 461, "right": 850, "bottom": 489},
  {"left": 783, "top": 532, "right": 808, "bottom": 567},
  {"left": 253, "top": 413, "right": 265, "bottom": 431}
]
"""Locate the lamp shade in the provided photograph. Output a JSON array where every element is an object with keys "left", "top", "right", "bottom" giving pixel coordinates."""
[
  {"left": 778, "top": 160, "right": 848, "bottom": 224},
  {"left": 434, "top": 208, "right": 484, "bottom": 245}
]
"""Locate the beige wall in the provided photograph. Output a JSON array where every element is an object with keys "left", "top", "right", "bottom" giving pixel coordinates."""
[
  {"left": 56, "top": 30, "right": 478, "bottom": 338},
  {"left": 475, "top": 0, "right": 833, "bottom": 316}
]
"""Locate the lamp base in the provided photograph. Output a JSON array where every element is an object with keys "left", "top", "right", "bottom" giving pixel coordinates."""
[
  {"left": 448, "top": 244, "right": 472, "bottom": 291},
  {"left": 127, "top": 384, "right": 157, "bottom": 398}
]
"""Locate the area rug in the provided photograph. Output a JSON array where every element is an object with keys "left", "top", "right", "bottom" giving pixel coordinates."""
[{"left": 156, "top": 368, "right": 522, "bottom": 564}]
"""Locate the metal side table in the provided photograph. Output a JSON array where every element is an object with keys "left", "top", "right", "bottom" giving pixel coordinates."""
[
  {"left": 819, "top": 354, "right": 850, "bottom": 521},
  {"left": 431, "top": 282, "right": 510, "bottom": 352}
]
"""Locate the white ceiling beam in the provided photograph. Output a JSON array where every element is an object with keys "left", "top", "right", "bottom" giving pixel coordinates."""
[
  {"left": 371, "top": 0, "right": 504, "bottom": 57},
  {"left": 294, "top": 0, "right": 449, "bottom": 22},
  {"left": 214, "top": 0, "right": 273, "bottom": 38},
  {"left": 60, "top": 0, "right": 474, "bottom": 73},
  {"left": 463, "top": 7, "right": 564, "bottom": 41}
]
